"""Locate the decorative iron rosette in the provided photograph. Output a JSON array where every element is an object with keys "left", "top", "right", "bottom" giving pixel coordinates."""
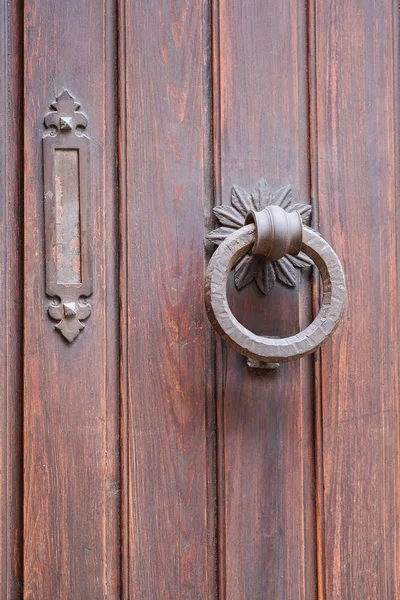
[{"left": 206, "top": 178, "right": 313, "bottom": 295}]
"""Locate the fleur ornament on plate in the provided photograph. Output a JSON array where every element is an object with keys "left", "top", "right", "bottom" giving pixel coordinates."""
[{"left": 206, "top": 178, "right": 313, "bottom": 295}]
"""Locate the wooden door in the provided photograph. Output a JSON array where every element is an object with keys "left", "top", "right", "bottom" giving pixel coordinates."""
[{"left": 1, "top": 0, "right": 399, "bottom": 598}]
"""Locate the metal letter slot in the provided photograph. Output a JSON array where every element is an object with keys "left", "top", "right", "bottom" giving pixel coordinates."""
[{"left": 43, "top": 90, "right": 92, "bottom": 342}]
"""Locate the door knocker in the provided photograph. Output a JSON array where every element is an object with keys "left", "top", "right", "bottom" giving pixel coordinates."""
[{"left": 205, "top": 179, "right": 346, "bottom": 364}]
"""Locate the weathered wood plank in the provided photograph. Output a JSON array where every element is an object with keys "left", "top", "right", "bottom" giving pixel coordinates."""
[
  {"left": 119, "top": 0, "right": 216, "bottom": 597},
  {"left": 214, "top": 1, "right": 316, "bottom": 598},
  {"left": 23, "top": 0, "right": 119, "bottom": 597},
  {"left": 0, "top": 0, "right": 23, "bottom": 596},
  {"left": 315, "top": 0, "right": 400, "bottom": 597}
]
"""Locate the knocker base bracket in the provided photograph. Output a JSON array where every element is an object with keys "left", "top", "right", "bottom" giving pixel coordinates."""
[
  {"left": 245, "top": 205, "right": 303, "bottom": 260},
  {"left": 247, "top": 357, "right": 280, "bottom": 372}
]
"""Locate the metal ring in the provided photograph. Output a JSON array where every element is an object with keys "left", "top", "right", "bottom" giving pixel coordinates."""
[{"left": 205, "top": 224, "right": 346, "bottom": 362}]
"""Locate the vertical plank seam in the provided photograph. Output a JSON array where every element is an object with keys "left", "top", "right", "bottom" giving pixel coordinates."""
[
  {"left": 117, "top": 0, "right": 129, "bottom": 597},
  {"left": 202, "top": 0, "right": 219, "bottom": 596},
  {"left": 297, "top": 0, "right": 318, "bottom": 597},
  {"left": 102, "top": 2, "right": 108, "bottom": 595},
  {"left": 103, "top": 0, "right": 121, "bottom": 596},
  {"left": 307, "top": 0, "right": 326, "bottom": 598},
  {"left": 104, "top": 0, "right": 121, "bottom": 595},
  {"left": 211, "top": 0, "right": 226, "bottom": 597},
  {"left": 22, "top": 0, "right": 27, "bottom": 591},
  {"left": 15, "top": 3, "right": 25, "bottom": 597},
  {"left": 392, "top": 2, "right": 400, "bottom": 594},
  {"left": 0, "top": 0, "right": 7, "bottom": 594}
]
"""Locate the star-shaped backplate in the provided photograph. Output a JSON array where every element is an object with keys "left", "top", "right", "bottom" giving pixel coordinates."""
[{"left": 206, "top": 178, "right": 313, "bottom": 295}]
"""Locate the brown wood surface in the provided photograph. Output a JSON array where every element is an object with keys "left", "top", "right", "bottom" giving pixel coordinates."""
[
  {"left": 22, "top": 0, "right": 120, "bottom": 598},
  {"left": 119, "top": 0, "right": 216, "bottom": 597},
  {"left": 2, "top": 0, "right": 399, "bottom": 598},
  {"left": 0, "top": 1, "right": 23, "bottom": 597},
  {"left": 315, "top": 0, "right": 400, "bottom": 598},
  {"left": 214, "top": 1, "right": 316, "bottom": 598}
]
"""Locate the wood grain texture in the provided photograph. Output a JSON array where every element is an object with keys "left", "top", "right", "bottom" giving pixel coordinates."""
[
  {"left": 23, "top": 0, "right": 119, "bottom": 597},
  {"left": 8, "top": 1, "right": 400, "bottom": 598},
  {"left": 119, "top": 0, "right": 216, "bottom": 597},
  {"left": 214, "top": 1, "right": 316, "bottom": 597},
  {"left": 315, "top": 0, "right": 400, "bottom": 597},
  {"left": 0, "top": 0, "right": 23, "bottom": 597}
]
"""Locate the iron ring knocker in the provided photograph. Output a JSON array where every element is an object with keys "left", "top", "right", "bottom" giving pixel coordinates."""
[{"left": 205, "top": 205, "right": 346, "bottom": 363}]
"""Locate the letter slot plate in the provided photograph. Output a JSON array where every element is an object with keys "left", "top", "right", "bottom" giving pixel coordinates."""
[{"left": 43, "top": 90, "right": 92, "bottom": 342}]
